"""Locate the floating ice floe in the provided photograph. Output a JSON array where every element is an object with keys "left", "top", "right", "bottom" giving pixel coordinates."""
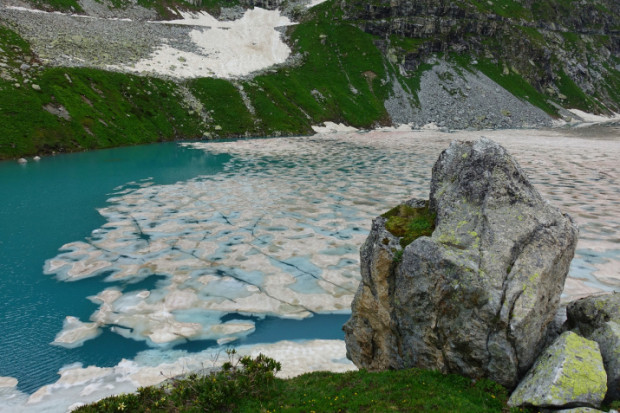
[
  {"left": 52, "top": 316, "right": 101, "bottom": 349},
  {"left": 45, "top": 132, "right": 435, "bottom": 347}
]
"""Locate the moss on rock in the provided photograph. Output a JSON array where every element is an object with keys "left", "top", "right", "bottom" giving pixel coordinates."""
[{"left": 381, "top": 201, "right": 436, "bottom": 248}]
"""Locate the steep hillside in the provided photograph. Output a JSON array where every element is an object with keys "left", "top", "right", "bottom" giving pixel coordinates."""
[
  {"left": 340, "top": 0, "right": 620, "bottom": 113},
  {"left": 0, "top": 0, "right": 618, "bottom": 159}
]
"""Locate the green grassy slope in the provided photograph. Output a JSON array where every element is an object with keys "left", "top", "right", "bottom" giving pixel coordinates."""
[{"left": 0, "top": 2, "right": 406, "bottom": 159}]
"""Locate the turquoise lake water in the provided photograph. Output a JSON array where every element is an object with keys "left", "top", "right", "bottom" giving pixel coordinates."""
[{"left": 0, "top": 142, "right": 350, "bottom": 394}]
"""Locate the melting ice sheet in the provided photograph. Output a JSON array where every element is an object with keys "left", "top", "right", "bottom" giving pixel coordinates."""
[
  {"left": 7, "top": 128, "right": 617, "bottom": 412},
  {"left": 45, "top": 133, "right": 434, "bottom": 348},
  {"left": 45, "top": 129, "right": 620, "bottom": 348}
]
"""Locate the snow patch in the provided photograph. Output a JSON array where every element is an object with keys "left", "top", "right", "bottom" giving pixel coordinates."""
[
  {"left": 112, "top": 8, "right": 294, "bottom": 79},
  {"left": 312, "top": 122, "right": 359, "bottom": 133},
  {"left": 567, "top": 109, "right": 620, "bottom": 123}
]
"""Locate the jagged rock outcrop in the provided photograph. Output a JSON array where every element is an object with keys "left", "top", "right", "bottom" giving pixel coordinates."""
[
  {"left": 343, "top": 138, "right": 579, "bottom": 389},
  {"left": 508, "top": 331, "right": 607, "bottom": 409}
]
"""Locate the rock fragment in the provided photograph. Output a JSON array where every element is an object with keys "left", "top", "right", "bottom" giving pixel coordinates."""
[
  {"left": 589, "top": 321, "right": 620, "bottom": 402},
  {"left": 508, "top": 331, "right": 607, "bottom": 409},
  {"left": 566, "top": 292, "right": 620, "bottom": 337}
]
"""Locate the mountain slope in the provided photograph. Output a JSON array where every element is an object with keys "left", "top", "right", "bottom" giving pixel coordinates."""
[{"left": 0, "top": 0, "right": 618, "bottom": 159}]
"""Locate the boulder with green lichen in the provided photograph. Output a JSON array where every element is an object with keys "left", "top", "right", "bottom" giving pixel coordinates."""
[
  {"left": 508, "top": 331, "right": 607, "bottom": 409},
  {"left": 566, "top": 292, "right": 620, "bottom": 337}
]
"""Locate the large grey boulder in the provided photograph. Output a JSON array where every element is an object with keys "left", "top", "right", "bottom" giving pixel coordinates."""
[
  {"left": 508, "top": 331, "right": 607, "bottom": 408},
  {"left": 344, "top": 138, "right": 578, "bottom": 388}
]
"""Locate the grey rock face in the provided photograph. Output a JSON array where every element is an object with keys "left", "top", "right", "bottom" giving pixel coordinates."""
[
  {"left": 508, "top": 331, "right": 607, "bottom": 409},
  {"left": 566, "top": 292, "right": 620, "bottom": 337},
  {"left": 590, "top": 321, "right": 620, "bottom": 402},
  {"left": 344, "top": 138, "right": 578, "bottom": 388}
]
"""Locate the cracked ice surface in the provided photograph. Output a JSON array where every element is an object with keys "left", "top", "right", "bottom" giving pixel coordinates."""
[
  {"left": 45, "top": 128, "right": 620, "bottom": 348},
  {"left": 45, "top": 132, "right": 435, "bottom": 347}
]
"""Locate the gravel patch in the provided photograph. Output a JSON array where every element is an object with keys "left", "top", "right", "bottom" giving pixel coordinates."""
[{"left": 404, "top": 58, "right": 553, "bottom": 129}]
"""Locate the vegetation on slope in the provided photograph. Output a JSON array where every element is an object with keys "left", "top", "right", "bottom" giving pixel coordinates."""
[
  {"left": 1, "top": 0, "right": 619, "bottom": 160},
  {"left": 75, "top": 352, "right": 520, "bottom": 413},
  {"left": 0, "top": 1, "right": 404, "bottom": 159},
  {"left": 341, "top": 0, "right": 619, "bottom": 114}
]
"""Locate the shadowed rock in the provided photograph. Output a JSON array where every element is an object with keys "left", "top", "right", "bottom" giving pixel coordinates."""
[
  {"left": 566, "top": 293, "right": 620, "bottom": 402},
  {"left": 566, "top": 292, "right": 620, "bottom": 337},
  {"left": 343, "top": 138, "right": 578, "bottom": 388}
]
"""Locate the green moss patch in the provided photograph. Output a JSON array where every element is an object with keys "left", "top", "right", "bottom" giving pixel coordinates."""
[{"left": 382, "top": 202, "right": 436, "bottom": 248}]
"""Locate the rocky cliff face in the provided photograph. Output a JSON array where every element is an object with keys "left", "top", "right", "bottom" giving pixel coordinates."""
[
  {"left": 344, "top": 138, "right": 579, "bottom": 389},
  {"left": 341, "top": 0, "right": 620, "bottom": 113}
]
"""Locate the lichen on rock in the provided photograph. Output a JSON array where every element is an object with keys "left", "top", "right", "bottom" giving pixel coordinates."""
[
  {"left": 566, "top": 292, "right": 620, "bottom": 337},
  {"left": 344, "top": 138, "right": 579, "bottom": 388},
  {"left": 507, "top": 331, "right": 607, "bottom": 409}
]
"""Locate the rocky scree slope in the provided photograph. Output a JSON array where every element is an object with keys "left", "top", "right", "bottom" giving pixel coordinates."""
[
  {"left": 339, "top": 0, "right": 620, "bottom": 114},
  {"left": 0, "top": 0, "right": 618, "bottom": 160}
]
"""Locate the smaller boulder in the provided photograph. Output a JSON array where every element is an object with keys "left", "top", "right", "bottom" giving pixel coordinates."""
[
  {"left": 508, "top": 331, "right": 607, "bottom": 409},
  {"left": 566, "top": 292, "right": 620, "bottom": 337},
  {"left": 590, "top": 321, "right": 620, "bottom": 402}
]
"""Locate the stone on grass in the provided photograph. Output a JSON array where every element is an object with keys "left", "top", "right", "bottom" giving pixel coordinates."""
[
  {"left": 344, "top": 138, "right": 578, "bottom": 389},
  {"left": 508, "top": 331, "right": 607, "bottom": 409}
]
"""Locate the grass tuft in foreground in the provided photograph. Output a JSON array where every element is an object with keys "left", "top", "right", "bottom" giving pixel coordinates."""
[{"left": 76, "top": 351, "right": 525, "bottom": 412}]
